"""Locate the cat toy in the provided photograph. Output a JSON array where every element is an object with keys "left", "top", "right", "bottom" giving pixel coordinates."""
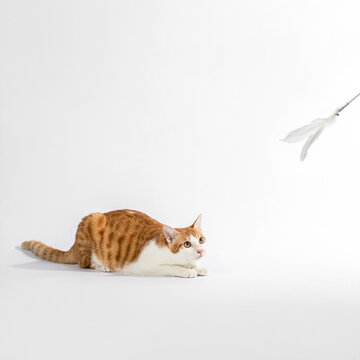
[{"left": 282, "top": 91, "right": 360, "bottom": 161}]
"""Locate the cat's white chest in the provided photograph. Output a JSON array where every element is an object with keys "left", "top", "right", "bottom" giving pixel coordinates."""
[{"left": 117, "top": 239, "right": 187, "bottom": 275}]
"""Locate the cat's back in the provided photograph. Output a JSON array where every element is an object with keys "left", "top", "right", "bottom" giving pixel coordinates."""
[
  {"left": 103, "top": 209, "right": 162, "bottom": 230},
  {"left": 100, "top": 209, "right": 165, "bottom": 248}
]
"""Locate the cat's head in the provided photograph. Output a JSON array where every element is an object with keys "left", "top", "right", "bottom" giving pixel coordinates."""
[{"left": 163, "top": 214, "right": 206, "bottom": 262}]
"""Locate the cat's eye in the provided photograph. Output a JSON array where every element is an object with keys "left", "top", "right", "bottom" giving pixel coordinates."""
[
  {"left": 199, "top": 237, "right": 205, "bottom": 244},
  {"left": 184, "top": 241, "right": 191, "bottom": 248}
]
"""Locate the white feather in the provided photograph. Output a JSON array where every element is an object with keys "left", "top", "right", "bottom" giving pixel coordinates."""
[
  {"left": 283, "top": 112, "right": 336, "bottom": 161},
  {"left": 300, "top": 127, "right": 323, "bottom": 161},
  {"left": 283, "top": 91, "right": 360, "bottom": 161},
  {"left": 282, "top": 118, "right": 326, "bottom": 143}
]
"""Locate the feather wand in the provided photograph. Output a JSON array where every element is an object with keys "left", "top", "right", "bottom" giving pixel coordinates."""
[{"left": 282, "top": 91, "right": 360, "bottom": 161}]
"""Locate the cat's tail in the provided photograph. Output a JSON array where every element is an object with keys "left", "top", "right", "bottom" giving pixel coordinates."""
[{"left": 21, "top": 241, "right": 78, "bottom": 264}]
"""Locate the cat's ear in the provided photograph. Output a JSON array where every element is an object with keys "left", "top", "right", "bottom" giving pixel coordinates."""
[
  {"left": 192, "top": 214, "right": 202, "bottom": 231},
  {"left": 163, "top": 225, "right": 178, "bottom": 244}
]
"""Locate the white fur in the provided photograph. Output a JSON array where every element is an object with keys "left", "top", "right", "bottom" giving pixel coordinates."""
[
  {"left": 91, "top": 253, "right": 111, "bottom": 272},
  {"left": 92, "top": 235, "right": 207, "bottom": 278}
]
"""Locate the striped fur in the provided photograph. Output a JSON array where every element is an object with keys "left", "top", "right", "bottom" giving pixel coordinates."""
[
  {"left": 21, "top": 210, "right": 207, "bottom": 277},
  {"left": 21, "top": 241, "right": 77, "bottom": 264}
]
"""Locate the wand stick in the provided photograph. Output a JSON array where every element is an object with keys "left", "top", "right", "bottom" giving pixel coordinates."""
[{"left": 336, "top": 91, "right": 360, "bottom": 115}]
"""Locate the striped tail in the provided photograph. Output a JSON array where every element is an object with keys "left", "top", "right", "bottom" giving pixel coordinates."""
[{"left": 21, "top": 241, "right": 77, "bottom": 264}]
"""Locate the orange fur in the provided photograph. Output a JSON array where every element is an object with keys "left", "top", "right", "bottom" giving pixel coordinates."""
[{"left": 21, "top": 210, "right": 205, "bottom": 271}]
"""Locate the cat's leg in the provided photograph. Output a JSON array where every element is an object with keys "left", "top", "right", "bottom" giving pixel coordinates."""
[
  {"left": 118, "top": 265, "right": 197, "bottom": 277},
  {"left": 153, "top": 265, "right": 198, "bottom": 278},
  {"left": 116, "top": 264, "right": 197, "bottom": 277},
  {"left": 185, "top": 263, "right": 208, "bottom": 276},
  {"left": 127, "top": 265, "right": 197, "bottom": 278}
]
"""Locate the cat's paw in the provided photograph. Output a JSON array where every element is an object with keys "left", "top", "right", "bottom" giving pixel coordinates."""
[
  {"left": 182, "top": 268, "right": 198, "bottom": 278},
  {"left": 95, "top": 264, "right": 111, "bottom": 272},
  {"left": 196, "top": 267, "right": 208, "bottom": 276}
]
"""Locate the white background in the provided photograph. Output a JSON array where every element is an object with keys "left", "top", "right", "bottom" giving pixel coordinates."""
[{"left": 1, "top": 0, "right": 360, "bottom": 359}]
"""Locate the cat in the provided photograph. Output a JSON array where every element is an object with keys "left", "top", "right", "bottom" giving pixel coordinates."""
[{"left": 21, "top": 210, "right": 207, "bottom": 278}]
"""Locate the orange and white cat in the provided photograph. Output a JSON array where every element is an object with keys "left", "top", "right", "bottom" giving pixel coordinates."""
[{"left": 21, "top": 210, "right": 207, "bottom": 278}]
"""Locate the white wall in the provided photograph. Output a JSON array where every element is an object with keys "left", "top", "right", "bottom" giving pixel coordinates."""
[{"left": 1, "top": 1, "right": 360, "bottom": 359}]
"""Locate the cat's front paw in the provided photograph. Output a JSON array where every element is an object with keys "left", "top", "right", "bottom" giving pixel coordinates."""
[
  {"left": 196, "top": 267, "right": 208, "bottom": 276},
  {"left": 182, "top": 268, "right": 198, "bottom": 278}
]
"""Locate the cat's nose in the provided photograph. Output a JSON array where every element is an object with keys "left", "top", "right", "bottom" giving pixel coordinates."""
[{"left": 197, "top": 249, "right": 203, "bottom": 255}]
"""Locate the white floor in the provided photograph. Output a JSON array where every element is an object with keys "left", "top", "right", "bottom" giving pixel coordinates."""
[
  {"left": 2, "top": 1, "right": 360, "bottom": 358},
  {"left": 1, "top": 247, "right": 359, "bottom": 360}
]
